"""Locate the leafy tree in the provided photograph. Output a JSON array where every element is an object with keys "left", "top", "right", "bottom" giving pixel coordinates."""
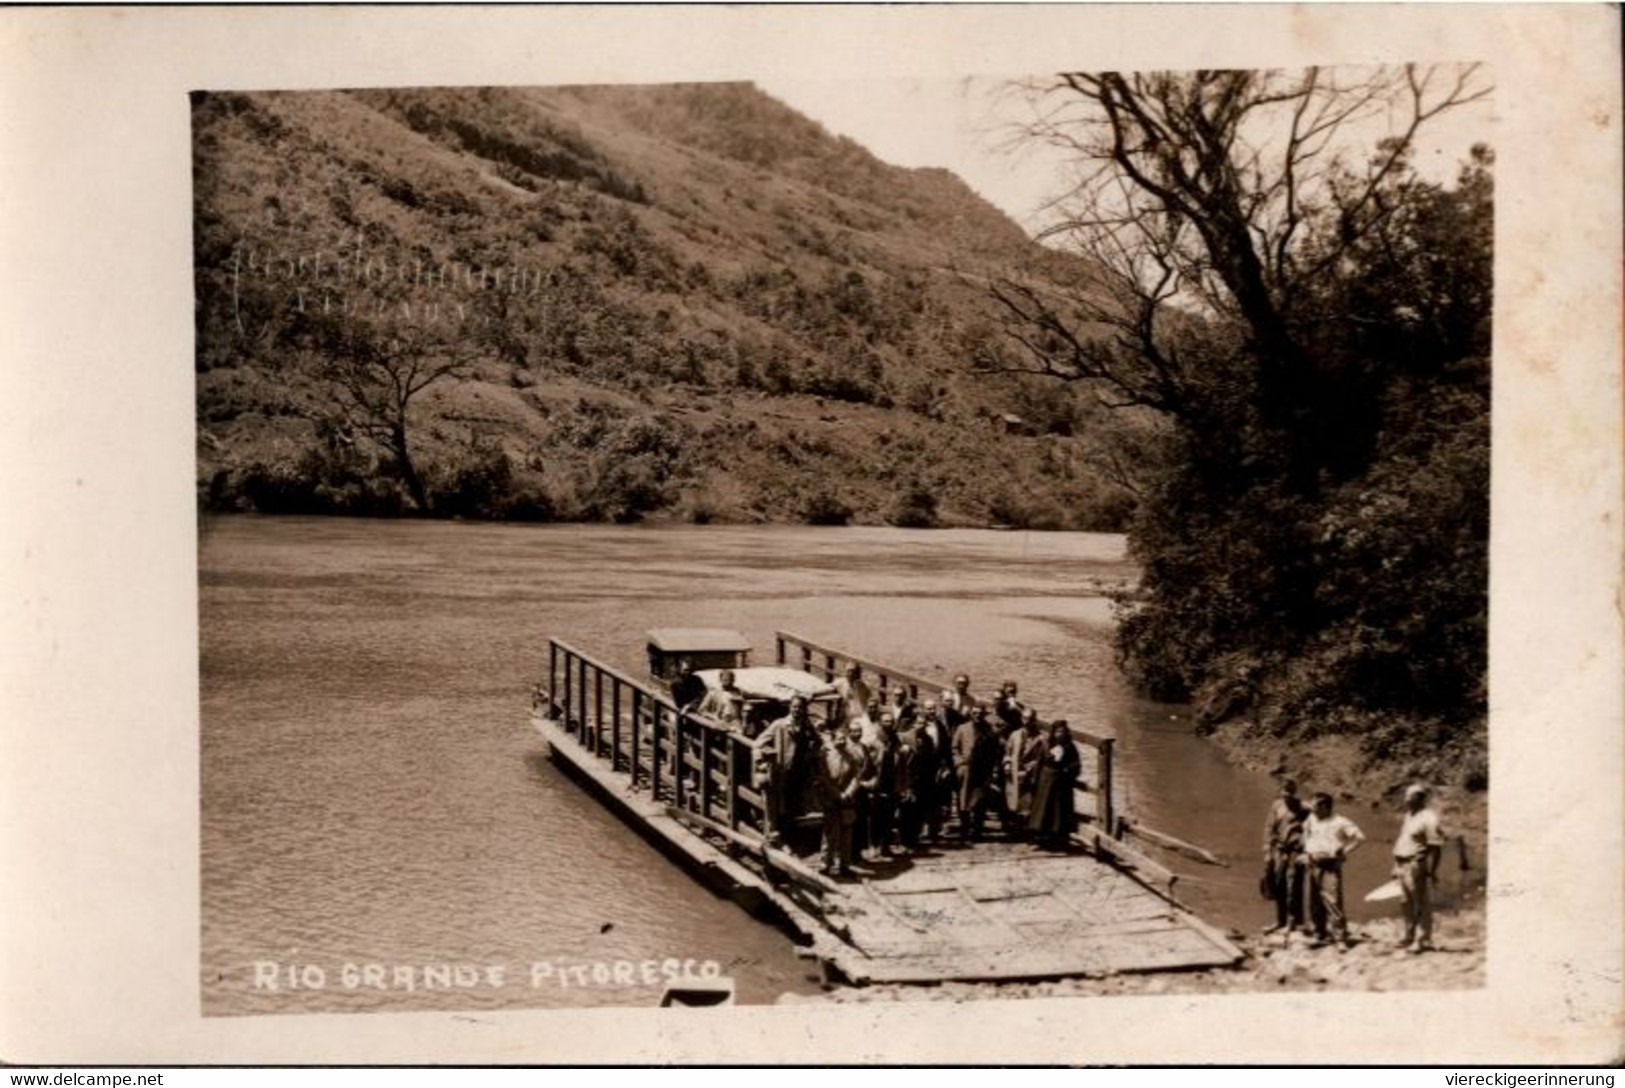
[{"left": 987, "top": 66, "right": 1492, "bottom": 769}]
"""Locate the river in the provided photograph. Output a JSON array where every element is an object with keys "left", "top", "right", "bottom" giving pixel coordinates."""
[{"left": 199, "top": 516, "right": 1400, "bottom": 1015}]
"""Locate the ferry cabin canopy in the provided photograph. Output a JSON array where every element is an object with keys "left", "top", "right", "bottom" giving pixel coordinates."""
[{"left": 645, "top": 628, "right": 753, "bottom": 681}]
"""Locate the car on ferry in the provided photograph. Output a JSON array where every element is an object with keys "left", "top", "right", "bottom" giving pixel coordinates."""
[{"left": 646, "top": 627, "right": 841, "bottom": 734}]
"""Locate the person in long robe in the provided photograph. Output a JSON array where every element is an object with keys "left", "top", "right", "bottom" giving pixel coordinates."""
[
  {"left": 1028, "top": 720, "right": 1082, "bottom": 850},
  {"left": 1005, "top": 708, "right": 1047, "bottom": 827}
]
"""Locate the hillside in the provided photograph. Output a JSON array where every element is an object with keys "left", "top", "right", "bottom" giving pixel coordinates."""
[{"left": 192, "top": 82, "right": 1136, "bottom": 528}]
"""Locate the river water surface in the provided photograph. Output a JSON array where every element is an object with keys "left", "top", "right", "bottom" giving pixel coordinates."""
[{"left": 200, "top": 516, "right": 1400, "bottom": 1015}]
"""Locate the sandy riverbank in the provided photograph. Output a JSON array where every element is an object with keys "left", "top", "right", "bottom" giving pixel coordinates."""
[{"left": 1200, "top": 718, "right": 1489, "bottom": 865}]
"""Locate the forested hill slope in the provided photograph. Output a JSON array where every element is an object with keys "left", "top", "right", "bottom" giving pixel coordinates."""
[{"left": 193, "top": 83, "right": 1134, "bottom": 527}]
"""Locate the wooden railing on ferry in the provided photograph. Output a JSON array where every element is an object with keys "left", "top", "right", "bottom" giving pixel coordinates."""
[
  {"left": 542, "top": 635, "right": 1119, "bottom": 852},
  {"left": 773, "top": 629, "right": 1117, "bottom": 837},
  {"left": 545, "top": 640, "right": 771, "bottom": 838}
]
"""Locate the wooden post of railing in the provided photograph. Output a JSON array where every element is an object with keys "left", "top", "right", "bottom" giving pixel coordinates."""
[
  {"left": 563, "top": 652, "right": 572, "bottom": 734},
  {"left": 1096, "top": 737, "right": 1115, "bottom": 836},
  {"left": 592, "top": 669, "right": 604, "bottom": 755},
  {"left": 800, "top": 645, "right": 812, "bottom": 673},
  {"left": 562, "top": 650, "right": 574, "bottom": 734},
  {"left": 700, "top": 726, "right": 715, "bottom": 820},
  {"left": 674, "top": 713, "right": 687, "bottom": 810},
  {"left": 611, "top": 681, "right": 622, "bottom": 770},
  {"left": 651, "top": 702, "right": 664, "bottom": 796},
  {"left": 548, "top": 641, "right": 558, "bottom": 712},
  {"left": 726, "top": 737, "right": 742, "bottom": 831},
  {"left": 629, "top": 688, "right": 643, "bottom": 789},
  {"left": 576, "top": 656, "right": 588, "bottom": 741},
  {"left": 823, "top": 654, "right": 836, "bottom": 682},
  {"left": 776, "top": 635, "right": 787, "bottom": 666}
]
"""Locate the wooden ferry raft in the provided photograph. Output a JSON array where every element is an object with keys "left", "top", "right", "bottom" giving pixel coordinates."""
[{"left": 533, "top": 631, "right": 1244, "bottom": 986}]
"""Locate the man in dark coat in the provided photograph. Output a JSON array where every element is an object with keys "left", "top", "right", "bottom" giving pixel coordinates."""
[
  {"left": 993, "top": 681, "right": 1025, "bottom": 733},
  {"left": 896, "top": 718, "right": 933, "bottom": 850},
  {"left": 952, "top": 707, "right": 1001, "bottom": 841},
  {"left": 862, "top": 711, "right": 903, "bottom": 858},
  {"left": 670, "top": 657, "right": 705, "bottom": 712},
  {"left": 814, "top": 721, "right": 866, "bottom": 877},
  {"left": 752, "top": 695, "right": 817, "bottom": 846},
  {"left": 915, "top": 699, "right": 953, "bottom": 842},
  {"left": 1262, "top": 778, "right": 1308, "bottom": 934}
]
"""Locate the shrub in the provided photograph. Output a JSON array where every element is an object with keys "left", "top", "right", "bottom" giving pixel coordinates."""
[
  {"left": 886, "top": 486, "right": 938, "bottom": 529},
  {"left": 431, "top": 444, "right": 514, "bottom": 519},
  {"left": 802, "top": 489, "right": 853, "bottom": 526}
]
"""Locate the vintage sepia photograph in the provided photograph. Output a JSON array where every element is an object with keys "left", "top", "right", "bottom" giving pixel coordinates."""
[
  {"left": 4, "top": 3, "right": 1621, "bottom": 1067},
  {"left": 195, "top": 66, "right": 1494, "bottom": 1013}
]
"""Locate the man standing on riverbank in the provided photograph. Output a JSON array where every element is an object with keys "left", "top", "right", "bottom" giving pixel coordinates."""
[
  {"left": 1393, "top": 784, "right": 1447, "bottom": 954},
  {"left": 1262, "top": 778, "right": 1308, "bottom": 935},
  {"left": 1303, "top": 792, "right": 1365, "bottom": 948}
]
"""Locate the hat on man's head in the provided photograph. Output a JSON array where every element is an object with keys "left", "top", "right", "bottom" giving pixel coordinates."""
[{"left": 1404, "top": 783, "right": 1429, "bottom": 801}]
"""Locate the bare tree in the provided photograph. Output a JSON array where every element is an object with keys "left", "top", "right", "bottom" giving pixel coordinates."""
[
  {"left": 979, "top": 65, "right": 1490, "bottom": 486},
  {"left": 306, "top": 318, "right": 482, "bottom": 513}
]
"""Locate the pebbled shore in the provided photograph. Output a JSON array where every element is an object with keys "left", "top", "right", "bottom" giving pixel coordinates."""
[{"left": 777, "top": 901, "right": 1485, "bottom": 1004}]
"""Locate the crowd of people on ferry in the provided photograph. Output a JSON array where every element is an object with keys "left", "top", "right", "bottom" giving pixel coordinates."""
[
  {"left": 668, "top": 657, "right": 1452, "bottom": 947},
  {"left": 671, "top": 661, "right": 1084, "bottom": 879}
]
